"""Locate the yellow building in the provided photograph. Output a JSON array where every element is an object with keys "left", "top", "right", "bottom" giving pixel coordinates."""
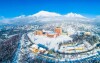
[
  {"left": 84, "top": 32, "right": 91, "bottom": 36},
  {"left": 32, "top": 48, "right": 39, "bottom": 53},
  {"left": 30, "top": 45, "right": 39, "bottom": 53},
  {"left": 75, "top": 47, "right": 84, "bottom": 50}
]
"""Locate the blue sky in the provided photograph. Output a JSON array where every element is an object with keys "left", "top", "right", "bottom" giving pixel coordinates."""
[{"left": 0, "top": 0, "right": 100, "bottom": 18}]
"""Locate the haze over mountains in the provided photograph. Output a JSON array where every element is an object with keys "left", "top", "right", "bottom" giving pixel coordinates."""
[{"left": 0, "top": 11, "right": 99, "bottom": 25}]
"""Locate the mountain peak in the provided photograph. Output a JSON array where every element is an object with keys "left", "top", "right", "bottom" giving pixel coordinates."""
[
  {"left": 65, "top": 12, "right": 85, "bottom": 18},
  {"left": 33, "top": 10, "right": 61, "bottom": 17}
]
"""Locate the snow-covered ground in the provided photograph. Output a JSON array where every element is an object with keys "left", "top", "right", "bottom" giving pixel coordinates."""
[
  {"left": 14, "top": 32, "right": 100, "bottom": 63},
  {"left": 27, "top": 32, "right": 73, "bottom": 51},
  {"left": 27, "top": 32, "right": 96, "bottom": 53},
  {"left": 16, "top": 34, "right": 35, "bottom": 63},
  {"left": 63, "top": 49, "right": 99, "bottom": 61}
]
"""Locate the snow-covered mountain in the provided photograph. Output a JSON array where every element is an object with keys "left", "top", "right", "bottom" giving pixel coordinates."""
[
  {"left": 64, "top": 12, "right": 85, "bottom": 18},
  {"left": 33, "top": 11, "right": 61, "bottom": 17},
  {"left": 0, "top": 11, "right": 93, "bottom": 25},
  {"left": 29, "top": 11, "right": 88, "bottom": 22}
]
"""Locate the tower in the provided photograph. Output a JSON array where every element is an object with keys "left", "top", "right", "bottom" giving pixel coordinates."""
[
  {"left": 35, "top": 30, "right": 43, "bottom": 35},
  {"left": 54, "top": 27, "right": 62, "bottom": 36}
]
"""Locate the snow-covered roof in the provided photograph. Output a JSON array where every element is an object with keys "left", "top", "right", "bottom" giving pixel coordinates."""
[
  {"left": 31, "top": 44, "right": 38, "bottom": 49},
  {"left": 39, "top": 47, "right": 46, "bottom": 51},
  {"left": 43, "top": 30, "right": 56, "bottom": 34}
]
